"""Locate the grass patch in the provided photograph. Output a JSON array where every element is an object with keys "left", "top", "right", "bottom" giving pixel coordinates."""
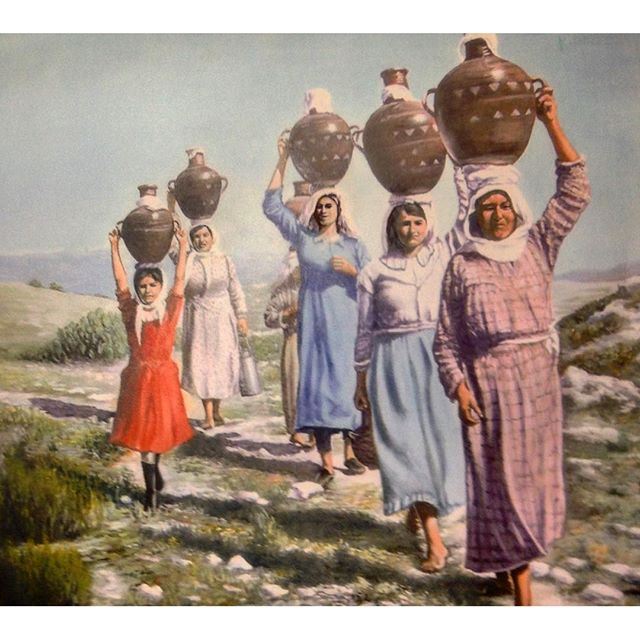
[{"left": 562, "top": 339, "right": 640, "bottom": 383}]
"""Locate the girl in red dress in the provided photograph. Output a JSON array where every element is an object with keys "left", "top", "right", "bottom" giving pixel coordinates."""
[{"left": 108, "top": 225, "right": 194, "bottom": 511}]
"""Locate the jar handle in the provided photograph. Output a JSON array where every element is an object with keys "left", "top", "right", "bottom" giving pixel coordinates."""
[
  {"left": 350, "top": 125, "right": 364, "bottom": 153},
  {"left": 531, "top": 77, "right": 547, "bottom": 95},
  {"left": 422, "top": 88, "right": 436, "bottom": 117},
  {"left": 115, "top": 220, "right": 124, "bottom": 236},
  {"left": 167, "top": 179, "right": 176, "bottom": 193},
  {"left": 220, "top": 176, "right": 228, "bottom": 193}
]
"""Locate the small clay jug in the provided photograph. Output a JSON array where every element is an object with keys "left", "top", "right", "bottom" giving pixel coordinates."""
[
  {"left": 285, "top": 181, "right": 313, "bottom": 217},
  {"left": 119, "top": 185, "right": 175, "bottom": 264},
  {"left": 353, "top": 68, "right": 446, "bottom": 195},
  {"left": 425, "top": 37, "right": 545, "bottom": 165},
  {"left": 168, "top": 149, "right": 228, "bottom": 220},
  {"left": 283, "top": 112, "right": 356, "bottom": 188}
]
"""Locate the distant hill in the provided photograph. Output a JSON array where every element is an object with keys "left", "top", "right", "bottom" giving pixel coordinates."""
[
  {"left": 0, "top": 249, "right": 282, "bottom": 297},
  {"left": 556, "top": 260, "right": 640, "bottom": 283}
]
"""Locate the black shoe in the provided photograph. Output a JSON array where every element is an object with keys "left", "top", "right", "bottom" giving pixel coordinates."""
[
  {"left": 344, "top": 457, "right": 366, "bottom": 475},
  {"left": 316, "top": 468, "right": 335, "bottom": 489}
]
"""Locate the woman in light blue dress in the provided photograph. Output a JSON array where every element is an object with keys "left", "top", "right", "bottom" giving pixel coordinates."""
[
  {"left": 263, "top": 138, "right": 370, "bottom": 487},
  {"left": 353, "top": 170, "right": 468, "bottom": 572}
]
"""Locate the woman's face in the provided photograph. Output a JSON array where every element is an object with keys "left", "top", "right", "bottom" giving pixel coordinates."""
[
  {"left": 393, "top": 211, "right": 428, "bottom": 253},
  {"left": 476, "top": 193, "right": 517, "bottom": 241},
  {"left": 313, "top": 196, "right": 339, "bottom": 229},
  {"left": 137, "top": 276, "right": 162, "bottom": 304},
  {"left": 192, "top": 227, "right": 214, "bottom": 252}
]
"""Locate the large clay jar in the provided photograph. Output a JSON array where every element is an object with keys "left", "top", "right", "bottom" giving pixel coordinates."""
[
  {"left": 354, "top": 68, "right": 446, "bottom": 195},
  {"left": 425, "top": 37, "right": 544, "bottom": 165},
  {"left": 285, "top": 112, "right": 355, "bottom": 188},
  {"left": 119, "top": 185, "right": 175, "bottom": 264},
  {"left": 168, "top": 149, "right": 228, "bottom": 220},
  {"left": 285, "top": 181, "right": 313, "bottom": 217}
]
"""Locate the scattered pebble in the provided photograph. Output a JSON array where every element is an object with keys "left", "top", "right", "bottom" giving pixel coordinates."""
[
  {"left": 624, "top": 568, "right": 640, "bottom": 585},
  {"left": 223, "top": 585, "right": 242, "bottom": 593},
  {"left": 287, "top": 481, "right": 325, "bottom": 501},
  {"left": 170, "top": 557, "right": 193, "bottom": 568},
  {"left": 297, "top": 587, "right": 317, "bottom": 598},
  {"left": 206, "top": 553, "right": 224, "bottom": 567},
  {"left": 136, "top": 583, "right": 163, "bottom": 602},
  {"left": 581, "top": 583, "right": 625, "bottom": 604},
  {"left": 119, "top": 495, "right": 132, "bottom": 506},
  {"left": 227, "top": 555, "right": 253, "bottom": 571},
  {"left": 566, "top": 557, "right": 588, "bottom": 571},
  {"left": 602, "top": 563, "right": 631, "bottom": 578},
  {"left": 234, "top": 490, "right": 270, "bottom": 506},
  {"left": 530, "top": 561, "right": 550, "bottom": 578},
  {"left": 565, "top": 424, "right": 620, "bottom": 445},
  {"left": 92, "top": 568, "right": 127, "bottom": 601},
  {"left": 182, "top": 595, "right": 202, "bottom": 605},
  {"left": 236, "top": 574, "right": 255, "bottom": 584},
  {"left": 550, "top": 567, "right": 576, "bottom": 586},
  {"left": 262, "top": 584, "right": 289, "bottom": 599}
]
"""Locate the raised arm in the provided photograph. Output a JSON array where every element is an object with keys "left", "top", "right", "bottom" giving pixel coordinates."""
[
  {"left": 109, "top": 228, "right": 128, "bottom": 293},
  {"left": 441, "top": 164, "right": 471, "bottom": 257},
  {"left": 268, "top": 136, "right": 289, "bottom": 190},
  {"left": 532, "top": 88, "right": 591, "bottom": 268},
  {"left": 172, "top": 225, "right": 189, "bottom": 297}
]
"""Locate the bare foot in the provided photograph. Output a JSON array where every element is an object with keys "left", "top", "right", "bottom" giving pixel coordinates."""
[
  {"left": 420, "top": 547, "right": 448, "bottom": 573},
  {"left": 213, "top": 415, "right": 225, "bottom": 426}
]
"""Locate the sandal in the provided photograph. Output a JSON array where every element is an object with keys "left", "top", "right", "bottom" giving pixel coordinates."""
[{"left": 344, "top": 457, "right": 366, "bottom": 475}]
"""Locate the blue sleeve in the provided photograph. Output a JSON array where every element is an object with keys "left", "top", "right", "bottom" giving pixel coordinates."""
[{"left": 263, "top": 188, "right": 301, "bottom": 246}]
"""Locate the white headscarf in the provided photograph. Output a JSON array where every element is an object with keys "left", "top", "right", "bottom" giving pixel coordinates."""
[
  {"left": 271, "top": 249, "right": 300, "bottom": 292},
  {"left": 460, "top": 164, "right": 533, "bottom": 262},
  {"left": 304, "top": 88, "right": 334, "bottom": 115},
  {"left": 299, "top": 188, "right": 359, "bottom": 239},
  {"left": 184, "top": 223, "right": 222, "bottom": 288},
  {"left": 133, "top": 265, "right": 168, "bottom": 345}
]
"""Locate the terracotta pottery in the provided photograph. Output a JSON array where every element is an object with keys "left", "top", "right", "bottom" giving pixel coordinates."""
[
  {"left": 284, "top": 112, "right": 355, "bottom": 187},
  {"left": 353, "top": 68, "right": 446, "bottom": 195},
  {"left": 284, "top": 181, "right": 313, "bottom": 217},
  {"left": 119, "top": 185, "right": 175, "bottom": 264},
  {"left": 168, "top": 149, "right": 228, "bottom": 220},
  {"left": 425, "top": 38, "right": 545, "bottom": 165}
]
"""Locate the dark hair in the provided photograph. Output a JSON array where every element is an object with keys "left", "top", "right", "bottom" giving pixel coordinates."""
[
  {"left": 385, "top": 201, "right": 427, "bottom": 252},
  {"left": 189, "top": 224, "right": 213, "bottom": 245},
  {"left": 133, "top": 267, "right": 163, "bottom": 298},
  {"left": 470, "top": 189, "right": 515, "bottom": 238},
  {"left": 312, "top": 193, "right": 342, "bottom": 226}
]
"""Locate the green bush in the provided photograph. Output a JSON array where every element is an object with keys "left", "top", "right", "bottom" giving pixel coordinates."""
[
  {"left": 27, "top": 278, "right": 43, "bottom": 288},
  {"left": 559, "top": 313, "right": 624, "bottom": 351},
  {"left": 24, "top": 308, "right": 127, "bottom": 363},
  {"left": 48, "top": 281, "right": 64, "bottom": 292},
  {"left": 564, "top": 340, "right": 640, "bottom": 383},
  {"left": 0, "top": 451, "right": 102, "bottom": 543},
  {"left": 0, "top": 543, "right": 92, "bottom": 605}
]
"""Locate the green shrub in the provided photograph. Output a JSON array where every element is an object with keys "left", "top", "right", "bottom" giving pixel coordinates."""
[
  {"left": 564, "top": 340, "right": 640, "bottom": 383},
  {"left": 559, "top": 313, "right": 624, "bottom": 351},
  {"left": 48, "top": 281, "right": 64, "bottom": 292},
  {"left": 24, "top": 308, "right": 127, "bottom": 363},
  {"left": 251, "top": 332, "right": 282, "bottom": 363},
  {"left": 0, "top": 451, "right": 102, "bottom": 543},
  {"left": 0, "top": 543, "right": 92, "bottom": 605},
  {"left": 27, "top": 278, "right": 43, "bottom": 288}
]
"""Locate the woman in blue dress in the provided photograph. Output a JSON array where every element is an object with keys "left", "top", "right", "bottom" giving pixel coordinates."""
[
  {"left": 263, "top": 137, "right": 370, "bottom": 487},
  {"left": 353, "top": 170, "right": 468, "bottom": 572}
]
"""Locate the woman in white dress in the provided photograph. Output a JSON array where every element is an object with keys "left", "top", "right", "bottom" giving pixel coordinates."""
[{"left": 181, "top": 223, "right": 249, "bottom": 428}]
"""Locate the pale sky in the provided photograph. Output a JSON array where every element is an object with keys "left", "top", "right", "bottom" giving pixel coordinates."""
[{"left": 0, "top": 33, "right": 638, "bottom": 275}]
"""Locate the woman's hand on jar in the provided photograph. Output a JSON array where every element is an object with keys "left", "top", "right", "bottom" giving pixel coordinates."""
[
  {"left": 456, "top": 381, "right": 483, "bottom": 426},
  {"left": 237, "top": 318, "right": 249, "bottom": 336},
  {"left": 330, "top": 257, "right": 357, "bottom": 278},
  {"left": 535, "top": 85, "right": 557, "bottom": 127},
  {"left": 277, "top": 135, "right": 289, "bottom": 161},
  {"left": 175, "top": 225, "right": 189, "bottom": 249},
  {"left": 108, "top": 228, "right": 121, "bottom": 248}
]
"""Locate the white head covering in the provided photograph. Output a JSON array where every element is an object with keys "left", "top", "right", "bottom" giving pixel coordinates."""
[
  {"left": 381, "top": 83, "right": 416, "bottom": 103},
  {"left": 133, "top": 265, "right": 168, "bottom": 345},
  {"left": 271, "top": 248, "right": 300, "bottom": 292},
  {"left": 298, "top": 187, "right": 359, "bottom": 238},
  {"left": 184, "top": 223, "right": 222, "bottom": 288},
  {"left": 460, "top": 164, "right": 533, "bottom": 262},
  {"left": 304, "top": 88, "right": 334, "bottom": 115},
  {"left": 458, "top": 33, "right": 499, "bottom": 61}
]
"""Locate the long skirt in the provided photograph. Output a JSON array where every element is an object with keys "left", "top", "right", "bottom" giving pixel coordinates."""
[
  {"left": 463, "top": 341, "right": 565, "bottom": 573},
  {"left": 369, "top": 329, "right": 465, "bottom": 516}
]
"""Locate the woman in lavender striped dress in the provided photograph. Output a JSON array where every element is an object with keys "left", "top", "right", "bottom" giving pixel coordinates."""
[{"left": 434, "top": 88, "right": 591, "bottom": 605}]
